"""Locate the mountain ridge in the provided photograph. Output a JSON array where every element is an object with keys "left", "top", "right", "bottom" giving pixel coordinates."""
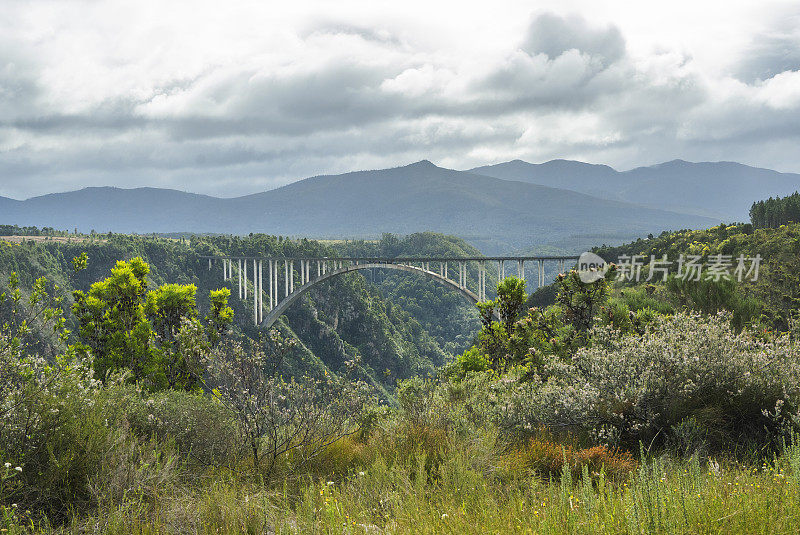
[
  {"left": 2, "top": 160, "right": 719, "bottom": 254},
  {"left": 469, "top": 158, "right": 800, "bottom": 220}
]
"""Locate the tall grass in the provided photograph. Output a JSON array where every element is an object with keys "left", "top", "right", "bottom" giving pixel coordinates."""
[
  {"left": 47, "top": 455, "right": 800, "bottom": 534},
  {"left": 13, "top": 430, "right": 794, "bottom": 534}
]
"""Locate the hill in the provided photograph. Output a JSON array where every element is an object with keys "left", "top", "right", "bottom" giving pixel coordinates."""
[
  {"left": 470, "top": 159, "right": 800, "bottom": 221},
  {"left": 0, "top": 161, "right": 714, "bottom": 254},
  {"left": 593, "top": 222, "right": 800, "bottom": 330}
]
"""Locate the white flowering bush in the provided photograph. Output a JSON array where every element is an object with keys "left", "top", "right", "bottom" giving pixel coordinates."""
[
  {"left": 0, "top": 271, "right": 118, "bottom": 521},
  {"left": 497, "top": 312, "right": 800, "bottom": 453},
  {"left": 126, "top": 388, "right": 239, "bottom": 467}
]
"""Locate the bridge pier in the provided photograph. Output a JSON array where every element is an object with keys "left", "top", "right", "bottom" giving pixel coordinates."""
[
  {"left": 479, "top": 261, "right": 485, "bottom": 301},
  {"left": 252, "top": 259, "right": 257, "bottom": 325},
  {"left": 538, "top": 260, "right": 544, "bottom": 288},
  {"left": 283, "top": 260, "right": 288, "bottom": 298},
  {"left": 267, "top": 260, "right": 273, "bottom": 310}
]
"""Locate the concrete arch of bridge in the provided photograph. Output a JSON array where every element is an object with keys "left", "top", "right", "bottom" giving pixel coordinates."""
[{"left": 260, "top": 262, "right": 491, "bottom": 329}]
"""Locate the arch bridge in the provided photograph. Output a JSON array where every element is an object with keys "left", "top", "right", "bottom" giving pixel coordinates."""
[{"left": 200, "top": 255, "right": 579, "bottom": 328}]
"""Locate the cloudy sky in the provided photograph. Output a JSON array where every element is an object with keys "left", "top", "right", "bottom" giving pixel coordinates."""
[{"left": 1, "top": 0, "right": 799, "bottom": 199}]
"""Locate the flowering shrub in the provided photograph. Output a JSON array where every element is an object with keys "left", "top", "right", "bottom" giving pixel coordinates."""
[
  {"left": 126, "top": 388, "right": 239, "bottom": 467},
  {"left": 0, "top": 341, "right": 108, "bottom": 522},
  {"left": 498, "top": 312, "right": 800, "bottom": 453}
]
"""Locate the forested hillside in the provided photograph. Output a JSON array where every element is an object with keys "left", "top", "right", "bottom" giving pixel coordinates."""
[
  {"left": 0, "top": 232, "right": 481, "bottom": 393},
  {"left": 594, "top": 222, "right": 800, "bottom": 330}
]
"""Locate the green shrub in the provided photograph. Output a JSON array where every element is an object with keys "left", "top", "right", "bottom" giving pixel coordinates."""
[
  {"left": 666, "top": 275, "right": 762, "bottom": 330},
  {"left": 454, "top": 347, "right": 491, "bottom": 377},
  {"left": 126, "top": 389, "right": 239, "bottom": 467},
  {"left": 0, "top": 351, "right": 111, "bottom": 523},
  {"left": 498, "top": 312, "right": 800, "bottom": 454},
  {"left": 616, "top": 286, "right": 675, "bottom": 315}
]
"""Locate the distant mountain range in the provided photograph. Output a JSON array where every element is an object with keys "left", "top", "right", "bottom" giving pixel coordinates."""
[
  {"left": 470, "top": 159, "right": 800, "bottom": 220},
  {"left": 3, "top": 158, "right": 797, "bottom": 254}
]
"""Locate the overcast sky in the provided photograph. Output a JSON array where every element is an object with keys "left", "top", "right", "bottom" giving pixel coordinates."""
[{"left": 1, "top": 0, "right": 799, "bottom": 199}]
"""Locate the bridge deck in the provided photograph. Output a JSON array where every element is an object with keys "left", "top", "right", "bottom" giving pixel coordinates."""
[{"left": 199, "top": 255, "right": 579, "bottom": 261}]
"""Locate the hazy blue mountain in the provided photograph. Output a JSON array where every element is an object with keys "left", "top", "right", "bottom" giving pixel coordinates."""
[
  {"left": 470, "top": 159, "right": 622, "bottom": 199},
  {"left": 14, "top": 187, "right": 221, "bottom": 233},
  {"left": 0, "top": 195, "right": 20, "bottom": 212},
  {"left": 470, "top": 159, "right": 800, "bottom": 220},
  {"left": 1, "top": 161, "right": 715, "bottom": 254}
]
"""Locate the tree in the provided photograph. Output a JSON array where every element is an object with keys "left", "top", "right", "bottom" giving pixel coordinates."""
[
  {"left": 471, "top": 276, "right": 528, "bottom": 370},
  {"left": 72, "top": 257, "right": 232, "bottom": 391},
  {"left": 555, "top": 268, "right": 615, "bottom": 335},
  {"left": 455, "top": 269, "right": 619, "bottom": 377}
]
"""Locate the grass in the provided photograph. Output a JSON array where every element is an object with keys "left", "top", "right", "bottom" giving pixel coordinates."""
[{"left": 5, "top": 434, "right": 796, "bottom": 534}]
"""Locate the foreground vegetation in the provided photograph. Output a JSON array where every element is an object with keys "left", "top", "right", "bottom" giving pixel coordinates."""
[{"left": 2, "top": 222, "right": 800, "bottom": 532}]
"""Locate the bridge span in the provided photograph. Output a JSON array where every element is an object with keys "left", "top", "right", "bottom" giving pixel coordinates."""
[{"left": 200, "top": 255, "right": 579, "bottom": 327}]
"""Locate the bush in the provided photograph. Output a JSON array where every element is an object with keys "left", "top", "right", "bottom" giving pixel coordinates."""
[
  {"left": 666, "top": 276, "right": 762, "bottom": 330},
  {"left": 500, "top": 437, "right": 636, "bottom": 482},
  {"left": 454, "top": 347, "right": 491, "bottom": 376},
  {"left": 0, "top": 350, "right": 110, "bottom": 523},
  {"left": 498, "top": 312, "right": 800, "bottom": 454},
  {"left": 204, "top": 334, "right": 369, "bottom": 475},
  {"left": 126, "top": 389, "right": 239, "bottom": 467}
]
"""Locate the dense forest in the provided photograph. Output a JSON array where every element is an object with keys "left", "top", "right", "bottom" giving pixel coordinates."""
[
  {"left": 750, "top": 191, "right": 800, "bottom": 228},
  {"left": 2, "top": 223, "right": 800, "bottom": 532}
]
